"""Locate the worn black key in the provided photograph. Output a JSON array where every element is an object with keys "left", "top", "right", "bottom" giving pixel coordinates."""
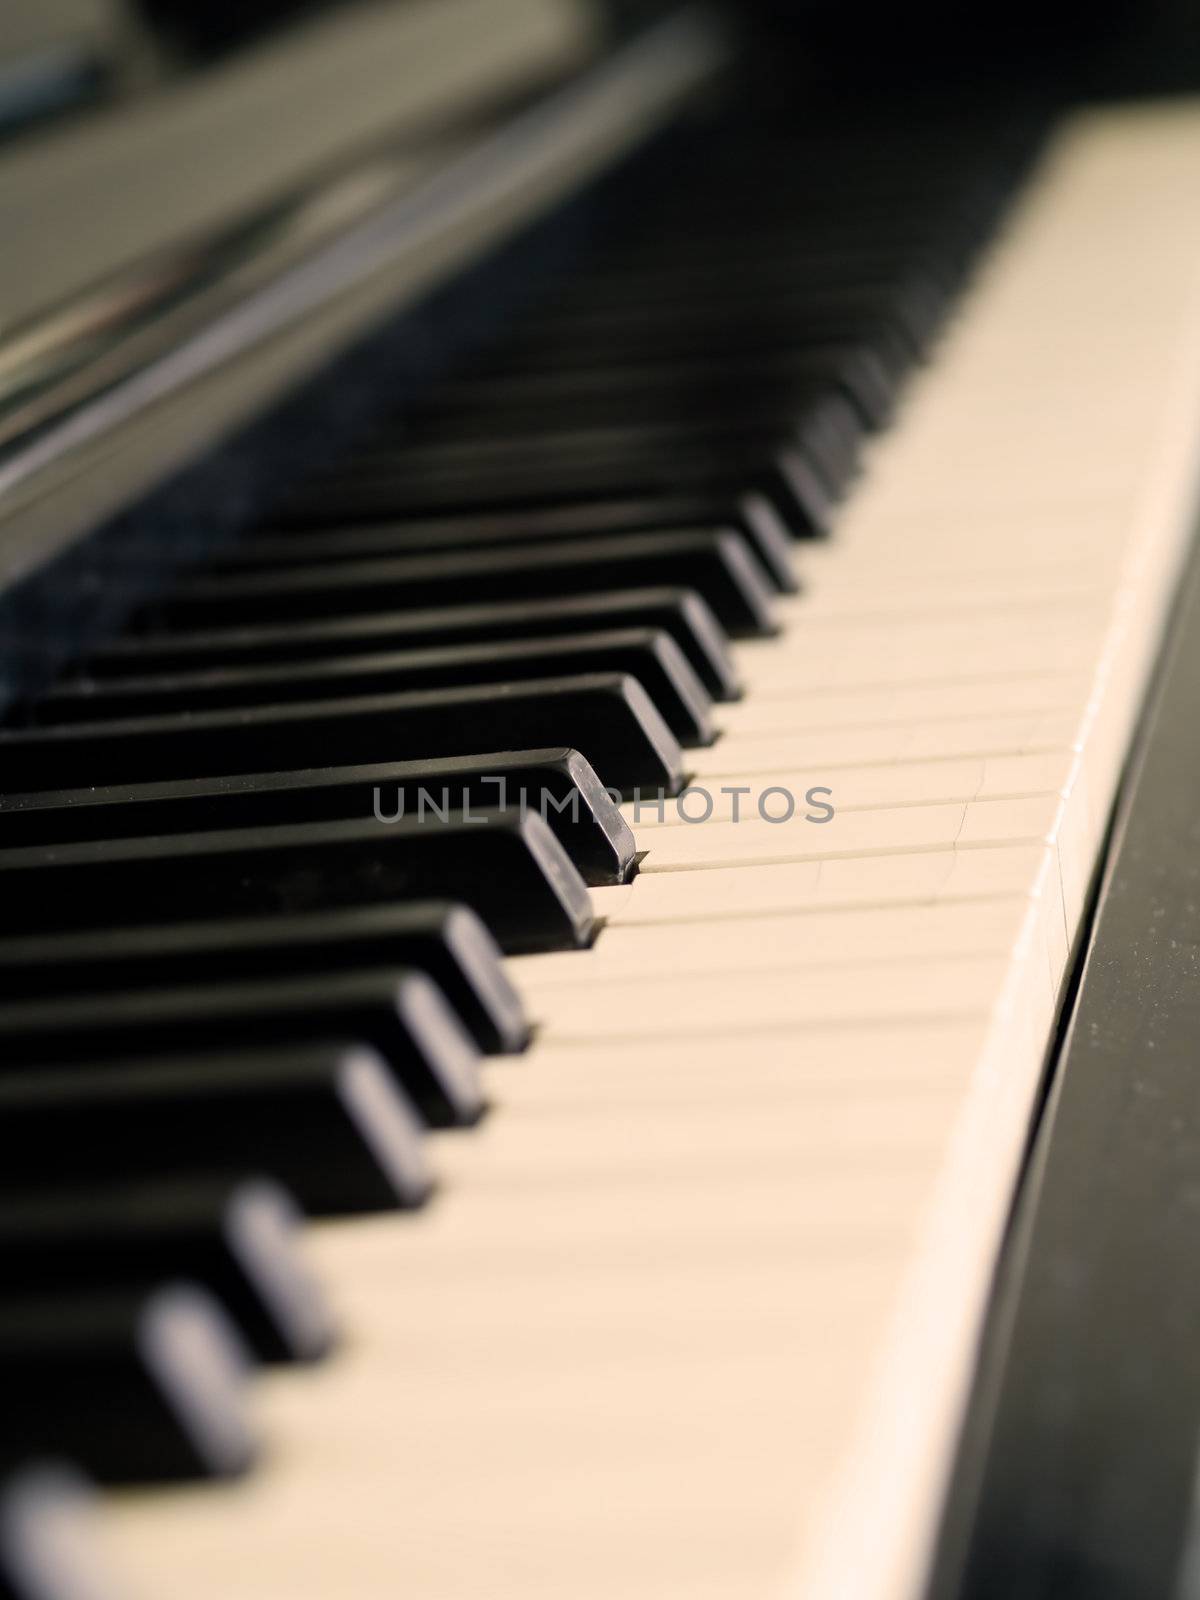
[
  {"left": 0, "top": 811, "right": 595, "bottom": 955},
  {"left": 41, "top": 628, "right": 716, "bottom": 747},
  {"left": 144, "top": 532, "right": 776, "bottom": 637},
  {"left": 92, "top": 588, "right": 740, "bottom": 701},
  {"left": 0, "top": 902, "right": 528, "bottom": 1055},
  {"left": 0, "top": 676, "right": 684, "bottom": 799},
  {"left": 221, "top": 489, "right": 796, "bottom": 593},
  {"left": 0, "top": 749, "right": 635, "bottom": 890},
  {"left": 0, "top": 1180, "right": 334, "bottom": 1365},
  {"left": 0, "top": 1285, "right": 254, "bottom": 1483},
  {"left": 0, "top": 1046, "right": 432, "bottom": 1214},
  {"left": 0, "top": 1466, "right": 125, "bottom": 1600},
  {"left": 0, "top": 969, "right": 484, "bottom": 1129}
]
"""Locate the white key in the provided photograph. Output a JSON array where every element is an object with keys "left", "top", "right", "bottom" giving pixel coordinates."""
[
  {"left": 630, "top": 751, "right": 1075, "bottom": 822},
  {"left": 590, "top": 842, "right": 1056, "bottom": 925},
  {"left": 709, "top": 674, "right": 1094, "bottom": 736},
  {"left": 734, "top": 614, "right": 1106, "bottom": 692},
  {"left": 532, "top": 957, "right": 1012, "bottom": 1042},
  {"left": 513, "top": 899, "right": 1032, "bottom": 988},
  {"left": 690, "top": 709, "right": 1085, "bottom": 776},
  {"left": 625, "top": 795, "right": 1061, "bottom": 872}
]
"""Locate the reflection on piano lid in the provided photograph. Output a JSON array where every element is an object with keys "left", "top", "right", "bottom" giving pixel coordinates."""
[
  {"left": 0, "top": 1, "right": 723, "bottom": 706},
  {"left": 4, "top": 4, "right": 1200, "bottom": 1600}
]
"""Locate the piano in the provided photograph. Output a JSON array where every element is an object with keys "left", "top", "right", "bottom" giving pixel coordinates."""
[{"left": 2, "top": 2, "right": 1200, "bottom": 1596}]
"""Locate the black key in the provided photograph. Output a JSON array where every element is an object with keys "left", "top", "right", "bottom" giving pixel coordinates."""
[
  {"left": 426, "top": 342, "right": 898, "bottom": 430},
  {"left": 219, "top": 489, "right": 797, "bottom": 593},
  {"left": 445, "top": 311, "right": 917, "bottom": 395},
  {"left": 297, "top": 441, "right": 831, "bottom": 538},
  {"left": 0, "top": 1466, "right": 126, "bottom": 1600},
  {"left": 554, "top": 236, "right": 951, "bottom": 287},
  {"left": 0, "top": 1285, "right": 255, "bottom": 1483},
  {"left": 444, "top": 291, "right": 916, "bottom": 366},
  {"left": 0, "top": 749, "right": 635, "bottom": 891},
  {"left": 529, "top": 233, "right": 948, "bottom": 292},
  {"left": 0, "top": 1179, "right": 334, "bottom": 1365},
  {"left": 41, "top": 627, "right": 716, "bottom": 748},
  {"left": 797, "top": 392, "right": 866, "bottom": 496},
  {"left": 92, "top": 587, "right": 740, "bottom": 701},
  {"left": 0, "top": 902, "right": 528, "bottom": 1055},
  {"left": 0, "top": 969, "right": 484, "bottom": 1130},
  {"left": 0, "top": 1045, "right": 432, "bottom": 1214},
  {"left": 0, "top": 810, "right": 595, "bottom": 955},
  {"left": 0, "top": 676, "right": 683, "bottom": 799},
  {"left": 373, "top": 386, "right": 864, "bottom": 499},
  {"left": 526, "top": 260, "right": 951, "bottom": 332},
  {"left": 501, "top": 312, "right": 923, "bottom": 385},
  {"left": 504, "top": 281, "right": 935, "bottom": 356},
  {"left": 410, "top": 344, "right": 895, "bottom": 435},
  {"left": 144, "top": 532, "right": 776, "bottom": 637},
  {"left": 301, "top": 413, "right": 835, "bottom": 498}
]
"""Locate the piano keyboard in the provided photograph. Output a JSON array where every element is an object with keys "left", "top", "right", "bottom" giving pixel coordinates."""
[{"left": 3, "top": 61, "right": 1200, "bottom": 1600}]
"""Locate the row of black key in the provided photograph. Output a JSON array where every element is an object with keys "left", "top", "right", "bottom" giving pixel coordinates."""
[{"left": 0, "top": 95, "right": 1043, "bottom": 1599}]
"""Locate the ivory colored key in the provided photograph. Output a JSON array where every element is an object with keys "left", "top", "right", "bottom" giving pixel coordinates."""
[
  {"left": 730, "top": 609, "right": 1111, "bottom": 691},
  {"left": 511, "top": 899, "right": 1033, "bottom": 989},
  {"left": 690, "top": 709, "right": 1086, "bottom": 776},
  {"left": 589, "top": 843, "right": 1056, "bottom": 925},
  {"left": 626, "top": 751, "right": 1075, "bottom": 824},
  {"left": 707, "top": 674, "right": 1095, "bottom": 736},
  {"left": 471, "top": 1022, "right": 1000, "bottom": 1110},
  {"left": 626, "top": 795, "right": 1061, "bottom": 873},
  {"left": 532, "top": 956, "right": 1014, "bottom": 1042}
]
